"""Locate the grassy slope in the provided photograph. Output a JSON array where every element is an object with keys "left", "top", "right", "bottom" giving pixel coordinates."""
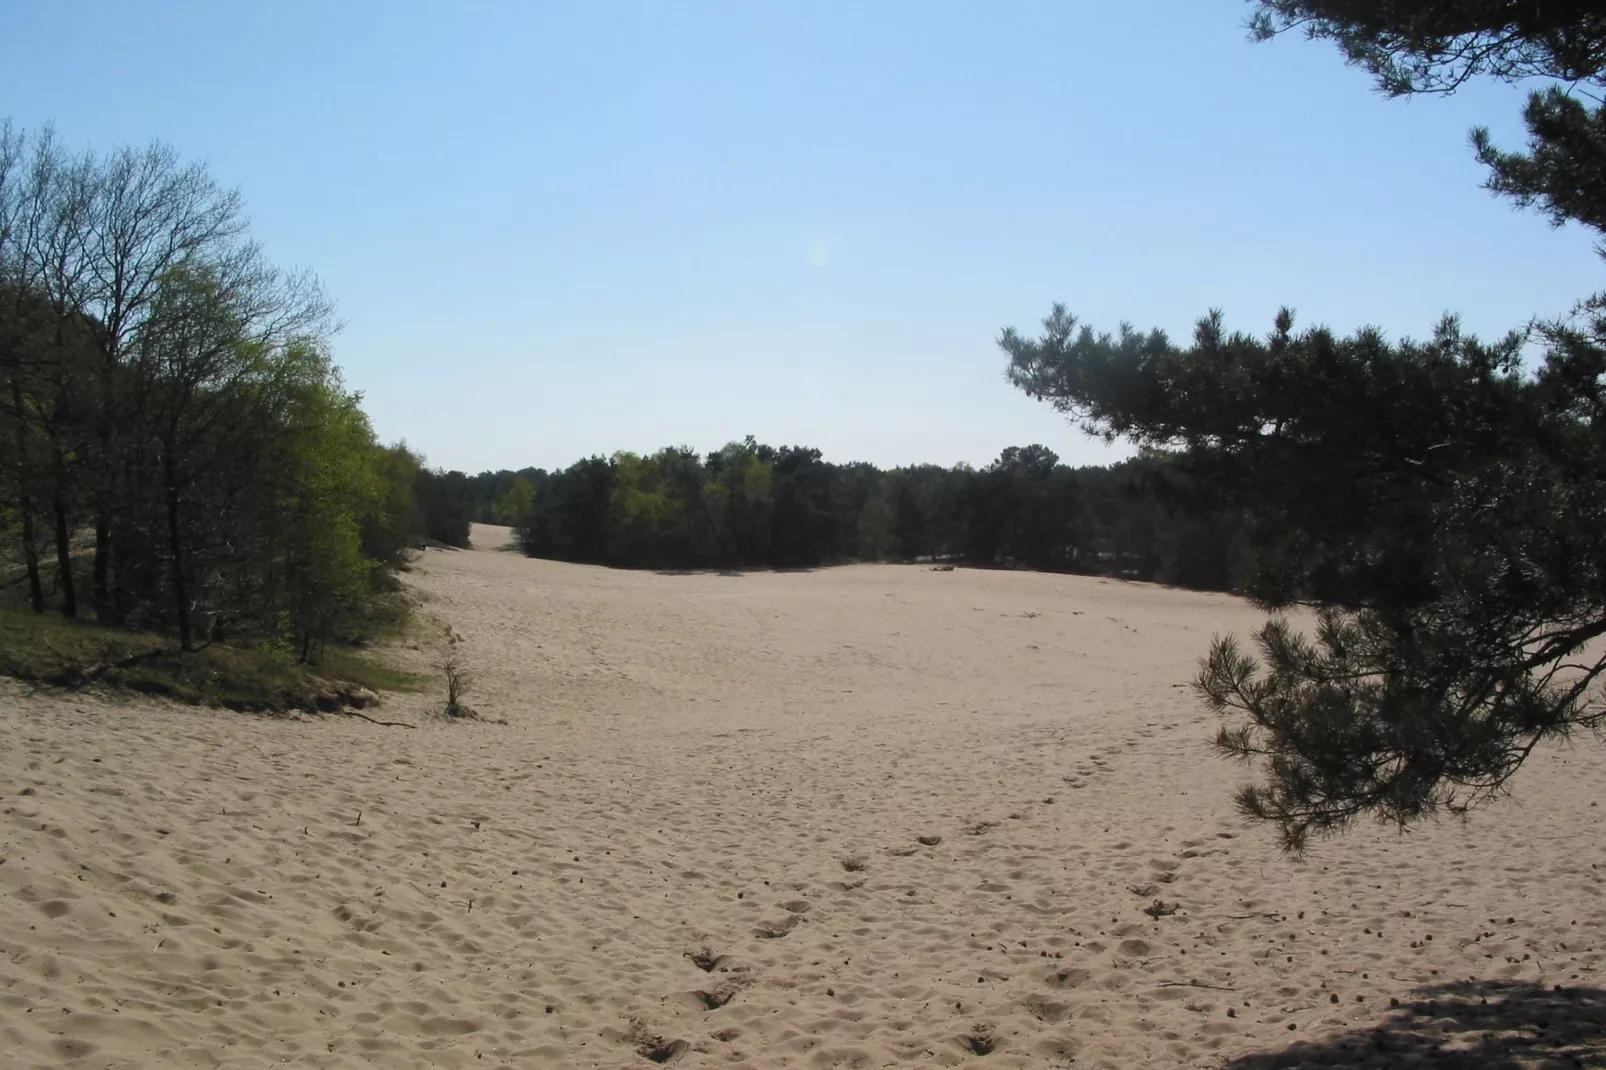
[{"left": 0, "top": 608, "right": 428, "bottom": 713}]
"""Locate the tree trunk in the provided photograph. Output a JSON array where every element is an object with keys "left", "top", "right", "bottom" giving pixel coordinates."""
[
  {"left": 52, "top": 498, "right": 75, "bottom": 618},
  {"left": 49, "top": 445, "right": 76, "bottom": 617},
  {"left": 16, "top": 492, "right": 44, "bottom": 614},
  {"left": 93, "top": 366, "right": 117, "bottom": 621},
  {"left": 7, "top": 380, "right": 45, "bottom": 613},
  {"left": 163, "top": 457, "right": 192, "bottom": 651},
  {"left": 93, "top": 511, "right": 111, "bottom": 619}
]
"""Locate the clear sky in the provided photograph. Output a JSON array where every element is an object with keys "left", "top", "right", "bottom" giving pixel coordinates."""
[{"left": 2, "top": 2, "right": 1598, "bottom": 474}]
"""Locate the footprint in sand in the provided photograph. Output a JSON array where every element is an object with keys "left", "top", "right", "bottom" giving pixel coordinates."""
[
  {"left": 687, "top": 984, "right": 741, "bottom": 1010},
  {"left": 635, "top": 1035, "right": 687, "bottom": 1063},
  {"left": 958, "top": 1024, "right": 999, "bottom": 1055},
  {"left": 685, "top": 948, "right": 727, "bottom": 973},
  {"left": 754, "top": 914, "right": 800, "bottom": 939},
  {"left": 1023, "top": 995, "right": 1070, "bottom": 1024}
]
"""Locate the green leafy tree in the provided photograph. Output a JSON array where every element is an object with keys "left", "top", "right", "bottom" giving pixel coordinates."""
[
  {"left": 704, "top": 438, "right": 774, "bottom": 566},
  {"left": 361, "top": 443, "right": 421, "bottom": 567},
  {"left": 497, "top": 474, "right": 535, "bottom": 528},
  {"left": 273, "top": 354, "right": 385, "bottom": 661},
  {"left": 856, "top": 486, "right": 895, "bottom": 561}
]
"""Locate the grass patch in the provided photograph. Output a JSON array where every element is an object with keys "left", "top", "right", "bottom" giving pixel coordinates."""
[
  {"left": 320, "top": 646, "right": 429, "bottom": 695},
  {"left": 0, "top": 608, "right": 428, "bottom": 713}
]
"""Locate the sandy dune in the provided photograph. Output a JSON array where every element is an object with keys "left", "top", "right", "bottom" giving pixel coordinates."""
[{"left": 2, "top": 523, "right": 1603, "bottom": 1068}]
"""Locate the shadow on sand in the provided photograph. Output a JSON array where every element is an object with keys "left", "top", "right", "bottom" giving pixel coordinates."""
[
  {"left": 651, "top": 567, "right": 818, "bottom": 578},
  {"left": 1223, "top": 979, "right": 1605, "bottom": 1069}
]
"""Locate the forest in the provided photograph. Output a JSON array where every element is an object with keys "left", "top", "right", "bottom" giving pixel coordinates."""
[
  {"left": 418, "top": 442, "right": 1250, "bottom": 592},
  {"left": 0, "top": 123, "right": 421, "bottom": 672}
]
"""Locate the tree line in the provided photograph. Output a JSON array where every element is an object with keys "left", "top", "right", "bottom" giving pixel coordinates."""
[
  {"left": 413, "top": 440, "right": 1250, "bottom": 591},
  {"left": 0, "top": 123, "right": 421, "bottom": 660}
]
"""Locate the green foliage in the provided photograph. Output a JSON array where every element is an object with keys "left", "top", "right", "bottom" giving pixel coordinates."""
[
  {"left": 996, "top": 1, "right": 1606, "bottom": 850},
  {"left": 1248, "top": 2, "right": 1606, "bottom": 96},
  {"left": 497, "top": 475, "right": 535, "bottom": 527},
  {"left": 0, "top": 121, "right": 425, "bottom": 692},
  {"left": 505, "top": 437, "right": 1249, "bottom": 585},
  {"left": 363, "top": 444, "right": 423, "bottom": 566},
  {"left": 1474, "top": 87, "right": 1606, "bottom": 242},
  {"left": 273, "top": 353, "right": 388, "bottom": 658},
  {"left": 855, "top": 487, "right": 895, "bottom": 561},
  {"left": 1002, "top": 301, "right": 1606, "bottom": 849}
]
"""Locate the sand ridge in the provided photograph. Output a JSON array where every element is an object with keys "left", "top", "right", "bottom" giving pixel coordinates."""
[{"left": 1, "top": 523, "right": 1603, "bottom": 1068}]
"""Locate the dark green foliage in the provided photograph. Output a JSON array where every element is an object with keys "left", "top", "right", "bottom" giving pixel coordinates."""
[
  {"left": 414, "top": 466, "right": 474, "bottom": 548},
  {"left": 500, "top": 438, "right": 1250, "bottom": 587},
  {"left": 1474, "top": 87, "right": 1606, "bottom": 243},
  {"left": 1003, "top": 302, "right": 1606, "bottom": 851},
  {"left": 992, "top": 2, "right": 1606, "bottom": 850},
  {"left": 1248, "top": 2, "right": 1606, "bottom": 96}
]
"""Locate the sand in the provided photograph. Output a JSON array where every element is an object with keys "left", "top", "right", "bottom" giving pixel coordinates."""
[{"left": 2, "top": 523, "right": 1603, "bottom": 1069}]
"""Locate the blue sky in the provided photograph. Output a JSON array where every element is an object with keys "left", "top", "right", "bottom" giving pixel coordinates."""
[{"left": 3, "top": 2, "right": 1598, "bottom": 473}]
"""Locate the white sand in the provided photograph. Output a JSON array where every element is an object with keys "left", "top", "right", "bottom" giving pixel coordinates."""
[{"left": 2, "top": 523, "right": 1602, "bottom": 1068}]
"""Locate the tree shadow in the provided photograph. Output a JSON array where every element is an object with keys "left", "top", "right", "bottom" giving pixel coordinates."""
[
  {"left": 652, "top": 569, "right": 746, "bottom": 578},
  {"left": 1223, "top": 980, "right": 1605, "bottom": 1069},
  {"left": 650, "top": 567, "right": 818, "bottom": 578}
]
